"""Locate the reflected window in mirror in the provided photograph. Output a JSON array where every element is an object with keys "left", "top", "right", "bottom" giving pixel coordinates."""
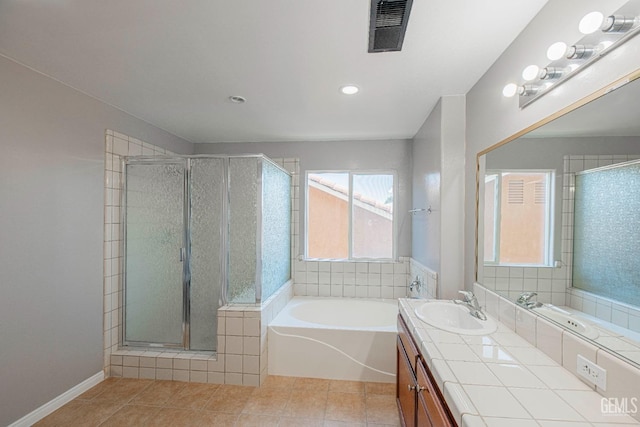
[{"left": 484, "top": 170, "right": 554, "bottom": 267}]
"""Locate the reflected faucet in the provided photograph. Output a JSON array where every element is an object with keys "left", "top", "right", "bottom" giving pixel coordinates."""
[
  {"left": 517, "top": 292, "right": 542, "bottom": 309},
  {"left": 454, "top": 291, "right": 488, "bottom": 321}
]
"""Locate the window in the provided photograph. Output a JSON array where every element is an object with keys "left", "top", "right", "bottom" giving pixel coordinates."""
[
  {"left": 484, "top": 170, "right": 554, "bottom": 266},
  {"left": 306, "top": 171, "right": 395, "bottom": 260}
]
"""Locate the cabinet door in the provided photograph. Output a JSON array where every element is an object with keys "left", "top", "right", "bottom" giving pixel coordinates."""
[
  {"left": 397, "top": 337, "right": 417, "bottom": 427},
  {"left": 417, "top": 359, "right": 455, "bottom": 427}
]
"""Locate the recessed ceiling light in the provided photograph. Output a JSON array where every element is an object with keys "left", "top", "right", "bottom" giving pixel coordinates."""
[
  {"left": 229, "top": 95, "right": 246, "bottom": 103},
  {"left": 340, "top": 85, "right": 359, "bottom": 95}
]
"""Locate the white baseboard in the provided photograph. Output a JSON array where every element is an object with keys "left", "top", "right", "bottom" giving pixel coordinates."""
[{"left": 8, "top": 371, "right": 105, "bottom": 427}]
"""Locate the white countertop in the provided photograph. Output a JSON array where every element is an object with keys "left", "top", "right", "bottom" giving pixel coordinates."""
[{"left": 399, "top": 298, "right": 640, "bottom": 427}]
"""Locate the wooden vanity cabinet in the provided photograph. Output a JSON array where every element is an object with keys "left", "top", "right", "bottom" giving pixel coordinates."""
[{"left": 397, "top": 315, "right": 456, "bottom": 427}]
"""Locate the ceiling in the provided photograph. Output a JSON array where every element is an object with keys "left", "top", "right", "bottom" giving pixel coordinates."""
[{"left": 0, "top": 0, "right": 548, "bottom": 144}]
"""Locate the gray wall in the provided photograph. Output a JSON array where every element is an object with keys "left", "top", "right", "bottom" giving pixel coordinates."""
[
  {"left": 412, "top": 100, "right": 442, "bottom": 271},
  {"left": 411, "top": 95, "right": 466, "bottom": 299},
  {"left": 464, "top": 0, "right": 640, "bottom": 289},
  {"left": 195, "top": 139, "right": 413, "bottom": 257},
  {"left": 485, "top": 136, "right": 640, "bottom": 259},
  {"left": 0, "top": 55, "right": 192, "bottom": 426}
]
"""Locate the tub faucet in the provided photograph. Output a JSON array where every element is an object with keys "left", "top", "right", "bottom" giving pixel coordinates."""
[
  {"left": 409, "top": 276, "right": 421, "bottom": 294},
  {"left": 517, "top": 292, "right": 542, "bottom": 309},
  {"left": 454, "top": 291, "right": 487, "bottom": 321}
]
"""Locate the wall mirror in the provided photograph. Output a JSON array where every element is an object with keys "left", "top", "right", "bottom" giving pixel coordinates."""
[{"left": 476, "top": 69, "right": 640, "bottom": 369}]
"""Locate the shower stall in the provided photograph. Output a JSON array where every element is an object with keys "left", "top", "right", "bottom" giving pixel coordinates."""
[{"left": 122, "top": 155, "right": 291, "bottom": 352}]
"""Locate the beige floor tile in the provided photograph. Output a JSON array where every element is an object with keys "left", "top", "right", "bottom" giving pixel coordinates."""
[
  {"left": 278, "top": 417, "right": 325, "bottom": 426},
  {"left": 65, "top": 401, "right": 124, "bottom": 426},
  {"left": 329, "top": 380, "right": 365, "bottom": 394},
  {"left": 145, "top": 407, "right": 201, "bottom": 427},
  {"left": 166, "top": 382, "right": 219, "bottom": 409},
  {"left": 242, "top": 388, "right": 291, "bottom": 416},
  {"left": 325, "top": 391, "right": 366, "bottom": 423},
  {"left": 192, "top": 410, "right": 239, "bottom": 426},
  {"left": 236, "top": 413, "right": 280, "bottom": 426},
  {"left": 366, "top": 394, "right": 401, "bottom": 425},
  {"left": 75, "top": 378, "right": 120, "bottom": 401},
  {"left": 204, "top": 385, "right": 252, "bottom": 414},
  {"left": 91, "top": 378, "right": 153, "bottom": 404},
  {"left": 262, "top": 375, "right": 297, "bottom": 389},
  {"left": 131, "top": 380, "right": 187, "bottom": 405},
  {"left": 365, "top": 382, "right": 396, "bottom": 396},
  {"left": 283, "top": 390, "right": 327, "bottom": 419},
  {"left": 293, "top": 377, "right": 331, "bottom": 391},
  {"left": 323, "top": 421, "right": 365, "bottom": 427},
  {"left": 98, "top": 404, "right": 162, "bottom": 427},
  {"left": 33, "top": 401, "right": 89, "bottom": 426}
]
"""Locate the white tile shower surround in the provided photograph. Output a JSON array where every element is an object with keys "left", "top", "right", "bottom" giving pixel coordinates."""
[
  {"left": 399, "top": 298, "right": 640, "bottom": 425},
  {"left": 103, "top": 131, "right": 415, "bottom": 386},
  {"left": 472, "top": 283, "right": 640, "bottom": 423},
  {"left": 103, "top": 130, "right": 177, "bottom": 377},
  {"left": 103, "top": 131, "right": 299, "bottom": 386}
]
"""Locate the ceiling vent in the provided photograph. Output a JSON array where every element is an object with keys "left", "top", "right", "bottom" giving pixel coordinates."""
[{"left": 368, "top": 0, "right": 413, "bottom": 53}]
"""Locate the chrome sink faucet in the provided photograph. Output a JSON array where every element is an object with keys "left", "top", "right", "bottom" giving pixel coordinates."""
[
  {"left": 454, "top": 291, "right": 488, "bottom": 321},
  {"left": 516, "top": 291, "right": 542, "bottom": 309}
]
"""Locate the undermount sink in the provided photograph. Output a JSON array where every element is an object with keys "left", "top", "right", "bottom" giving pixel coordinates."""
[
  {"left": 532, "top": 305, "right": 599, "bottom": 340},
  {"left": 414, "top": 301, "right": 497, "bottom": 335}
]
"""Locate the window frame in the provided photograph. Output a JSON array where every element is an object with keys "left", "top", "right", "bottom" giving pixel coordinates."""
[
  {"left": 304, "top": 169, "right": 398, "bottom": 262},
  {"left": 484, "top": 169, "right": 555, "bottom": 267}
]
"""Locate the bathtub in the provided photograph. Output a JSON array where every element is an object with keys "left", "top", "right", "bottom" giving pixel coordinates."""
[{"left": 267, "top": 297, "right": 398, "bottom": 383}]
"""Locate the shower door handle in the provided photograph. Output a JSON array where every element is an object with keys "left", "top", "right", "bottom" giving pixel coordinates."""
[{"left": 180, "top": 247, "right": 186, "bottom": 262}]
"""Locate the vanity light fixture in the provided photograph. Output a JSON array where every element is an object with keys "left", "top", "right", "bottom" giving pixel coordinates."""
[
  {"left": 602, "top": 14, "right": 637, "bottom": 33},
  {"left": 340, "top": 85, "right": 360, "bottom": 95},
  {"left": 518, "top": 85, "right": 540, "bottom": 96},
  {"left": 538, "top": 66, "right": 564, "bottom": 80},
  {"left": 505, "top": 0, "right": 640, "bottom": 108},
  {"left": 566, "top": 44, "right": 595, "bottom": 59}
]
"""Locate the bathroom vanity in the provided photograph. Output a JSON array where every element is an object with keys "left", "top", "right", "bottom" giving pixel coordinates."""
[
  {"left": 397, "top": 314, "right": 456, "bottom": 427},
  {"left": 397, "top": 298, "right": 640, "bottom": 426}
]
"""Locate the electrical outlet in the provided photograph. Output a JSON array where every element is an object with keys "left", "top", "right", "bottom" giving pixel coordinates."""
[{"left": 577, "top": 354, "right": 607, "bottom": 390}]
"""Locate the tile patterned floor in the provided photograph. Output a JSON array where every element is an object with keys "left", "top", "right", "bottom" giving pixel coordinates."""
[{"left": 34, "top": 376, "right": 401, "bottom": 426}]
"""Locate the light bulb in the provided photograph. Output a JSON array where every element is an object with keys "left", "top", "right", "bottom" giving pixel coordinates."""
[
  {"left": 579, "top": 11, "right": 604, "bottom": 34},
  {"left": 522, "top": 65, "right": 540, "bottom": 81},
  {"left": 547, "top": 42, "right": 568, "bottom": 61},
  {"left": 502, "top": 83, "right": 518, "bottom": 98}
]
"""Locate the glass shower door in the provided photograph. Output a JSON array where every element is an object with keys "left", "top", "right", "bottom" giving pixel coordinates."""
[{"left": 124, "top": 160, "right": 187, "bottom": 347}]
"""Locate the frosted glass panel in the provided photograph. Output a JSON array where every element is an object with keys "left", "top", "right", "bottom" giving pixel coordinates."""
[
  {"left": 229, "top": 158, "right": 258, "bottom": 303},
  {"left": 573, "top": 161, "right": 640, "bottom": 307},
  {"left": 189, "top": 158, "right": 223, "bottom": 351},
  {"left": 261, "top": 160, "right": 291, "bottom": 301},
  {"left": 125, "top": 161, "right": 185, "bottom": 345}
]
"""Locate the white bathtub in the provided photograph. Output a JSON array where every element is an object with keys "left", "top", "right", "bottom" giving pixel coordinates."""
[{"left": 267, "top": 297, "right": 398, "bottom": 383}]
